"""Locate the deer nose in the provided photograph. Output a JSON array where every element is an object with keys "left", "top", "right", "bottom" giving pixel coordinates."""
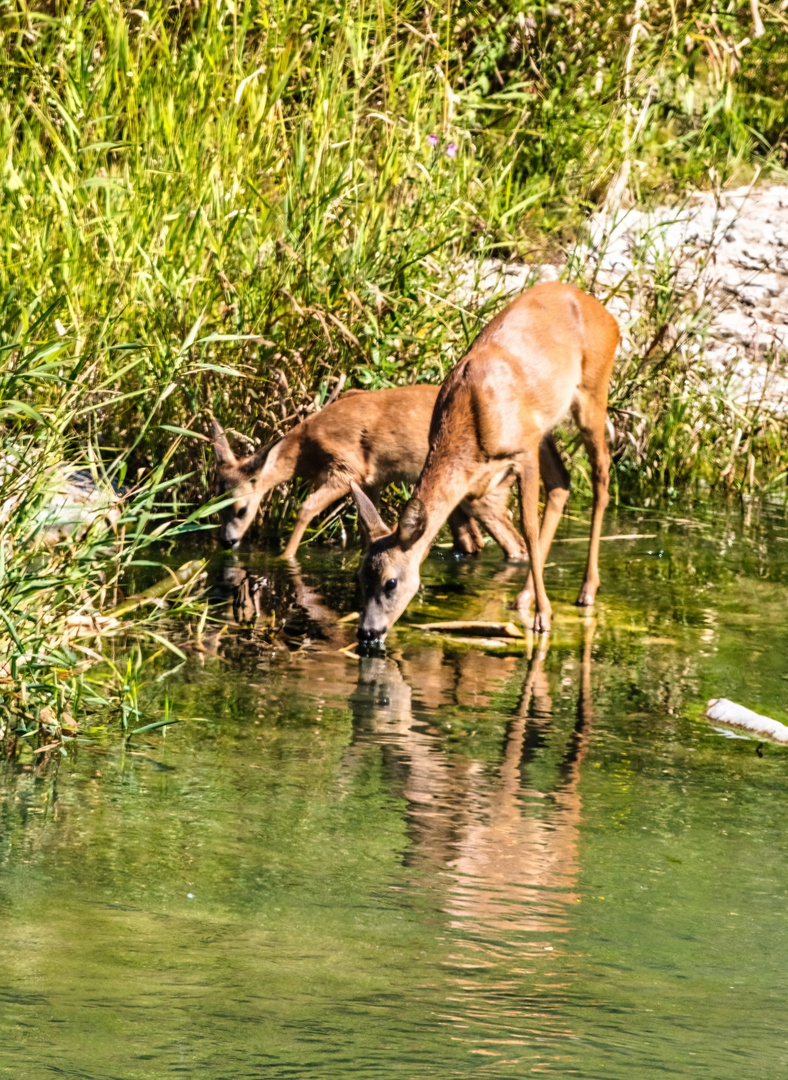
[
  {"left": 357, "top": 626, "right": 385, "bottom": 646},
  {"left": 221, "top": 536, "right": 240, "bottom": 551}
]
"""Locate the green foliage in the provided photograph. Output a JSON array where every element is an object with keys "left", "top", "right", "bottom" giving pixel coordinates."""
[
  {"left": 2, "top": 0, "right": 786, "bottom": 476},
  {"left": 0, "top": 310, "right": 216, "bottom": 738},
  {"left": 460, "top": 0, "right": 788, "bottom": 195}
]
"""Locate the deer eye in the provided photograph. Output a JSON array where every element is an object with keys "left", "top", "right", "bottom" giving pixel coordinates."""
[
  {"left": 384, "top": 578, "right": 397, "bottom": 595},
  {"left": 236, "top": 506, "right": 247, "bottom": 518}
]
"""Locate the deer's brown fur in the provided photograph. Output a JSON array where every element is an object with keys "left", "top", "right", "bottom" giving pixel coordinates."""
[
  {"left": 352, "top": 282, "right": 620, "bottom": 642},
  {"left": 210, "top": 385, "right": 526, "bottom": 560}
]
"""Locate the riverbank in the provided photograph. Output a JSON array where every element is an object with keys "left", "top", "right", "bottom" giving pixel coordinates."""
[{"left": 449, "top": 184, "right": 788, "bottom": 496}]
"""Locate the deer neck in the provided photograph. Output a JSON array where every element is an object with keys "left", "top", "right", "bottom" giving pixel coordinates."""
[
  {"left": 410, "top": 466, "right": 475, "bottom": 564},
  {"left": 253, "top": 434, "right": 299, "bottom": 489}
]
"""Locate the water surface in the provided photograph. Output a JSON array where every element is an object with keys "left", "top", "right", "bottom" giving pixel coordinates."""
[{"left": 2, "top": 503, "right": 788, "bottom": 1078}]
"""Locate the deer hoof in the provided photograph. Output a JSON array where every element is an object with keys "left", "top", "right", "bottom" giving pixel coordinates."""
[
  {"left": 575, "top": 582, "right": 598, "bottom": 607},
  {"left": 453, "top": 537, "right": 483, "bottom": 556},
  {"left": 515, "top": 587, "right": 535, "bottom": 616},
  {"left": 532, "top": 610, "right": 551, "bottom": 635}
]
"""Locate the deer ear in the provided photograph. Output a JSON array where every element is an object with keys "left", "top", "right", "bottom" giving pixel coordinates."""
[
  {"left": 398, "top": 497, "right": 427, "bottom": 549},
  {"left": 350, "top": 481, "right": 389, "bottom": 544},
  {"left": 208, "top": 419, "right": 237, "bottom": 468},
  {"left": 240, "top": 435, "right": 280, "bottom": 477}
]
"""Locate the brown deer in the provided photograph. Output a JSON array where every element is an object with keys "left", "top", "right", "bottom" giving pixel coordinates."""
[
  {"left": 209, "top": 385, "right": 528, "bottom": 560},
  {"left": 351, "top": 282, "right": 619, "bottom": 643}
]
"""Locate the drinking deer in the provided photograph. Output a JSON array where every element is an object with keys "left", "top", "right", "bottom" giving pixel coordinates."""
[
  {"left": 209, "top": 385, "right": 527, "bottom": 560},
  {"left": 351, "top": 282, "right": 619, "bottom": 644}
]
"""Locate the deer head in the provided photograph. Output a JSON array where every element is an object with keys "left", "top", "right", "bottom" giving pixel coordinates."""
[
  {"left": 351, "top": 481, "right": 427, "bottom": 649},
  {"left": 209, "top": 419, "right": 268, "bottom": 550}
]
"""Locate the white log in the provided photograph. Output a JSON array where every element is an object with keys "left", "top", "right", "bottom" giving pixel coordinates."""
[{"left": 705, "top": 698, "right": 788, "bottom": 743}]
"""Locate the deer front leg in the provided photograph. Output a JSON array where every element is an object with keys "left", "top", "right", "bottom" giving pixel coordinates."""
[
  {"left": 515, "top": 449, "right": 551, "bottom": 634},
  {"left": 517, "top": 435, "right": 571, "bottom": 612},
  {"left": 572, "top": 402, "right": 610, "bottom": 607},
  {"left": 281, "top": 477, "right": 350, "bottom": 559}
]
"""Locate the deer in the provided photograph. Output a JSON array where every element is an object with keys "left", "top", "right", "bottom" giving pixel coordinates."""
[
  {"left": 350, "top": 281, "right": 620, "bottom": 645},
  {"left": 209, "top": 384, "right": 528, "bottom": 561}
]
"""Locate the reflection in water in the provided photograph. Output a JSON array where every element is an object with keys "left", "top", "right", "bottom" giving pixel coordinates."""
[
  {"left": 220, "top": 560, "right": 596, "bottom": 976},
  {"left": 3, "top": 512, "right": 788, "bottom": 1079},
  {"left": 348, "top": 617, "right": 596, "bottom": 1064},
  {"left": 447, "top": 628, "right": 592, "bottom": 935},
  {"left": 210, "top": 560, "right": 347, "bottom": 662},
  {"left": 219, "top": 562, "right": 339, "bottom": 631}
]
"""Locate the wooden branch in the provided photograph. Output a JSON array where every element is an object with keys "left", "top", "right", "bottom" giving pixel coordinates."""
[
  {"left": 419, "top": 621, "right": 525, "bottom": 638},
  {"left": 751, "top": 0, "right": 765, "bottom": 37}
]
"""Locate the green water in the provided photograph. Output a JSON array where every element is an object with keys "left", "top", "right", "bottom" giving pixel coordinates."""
[{"left": 3, "top": 504, "right": 788, "bottom": 1079}]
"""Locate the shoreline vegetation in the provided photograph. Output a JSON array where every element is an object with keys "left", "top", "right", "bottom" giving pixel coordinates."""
[{"left": 2, "top": 0, "right": 787, "bottom": 742}]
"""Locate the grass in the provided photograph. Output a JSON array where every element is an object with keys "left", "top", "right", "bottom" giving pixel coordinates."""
[{"left": 1, "top": 0, "right": 788, "bottom": 739}]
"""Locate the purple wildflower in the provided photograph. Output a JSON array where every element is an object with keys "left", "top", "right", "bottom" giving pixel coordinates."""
[
  {"left": 446, "top": 142, "right": 457, "bottom": 159},
  {"left": 427, "top": 133, "right": 438, "bottom": 148}
]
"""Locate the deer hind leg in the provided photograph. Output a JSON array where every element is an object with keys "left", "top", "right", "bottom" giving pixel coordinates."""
[
  {"left": 571, "top": 393, "right": 610, "bottom": 607},
  {"left": 515, "top": 445, "right": 552, "bottom": 634},
  {"left": 462, "top": 480, "right": 528, "bottom": 561},
  {"left": 448, "top": 507, "right": 485, "bottom": 555},
  {"left": 517, "top": 434, "right": 571, "bottom": 612},
  {"left": 281, "top": 476, "right": 350, "bottom": 560}
]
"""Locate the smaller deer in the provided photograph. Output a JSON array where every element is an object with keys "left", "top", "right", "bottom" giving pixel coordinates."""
[
  {"left": 209, "top": 385, "right": 526, "bottom": 560},
  {"left": 351, "top": 282, "right": 619, "bottom": 644}
]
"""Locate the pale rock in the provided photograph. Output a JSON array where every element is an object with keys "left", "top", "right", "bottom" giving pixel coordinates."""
[
  {"left": 712, "top": 308, "right": 754, "bottom": 343},
  {"left": 455, "top": 184, "right": 788, "bottom": 413},
  {"left": 706, "top": 698, "right": 788, "bottom": 743}
]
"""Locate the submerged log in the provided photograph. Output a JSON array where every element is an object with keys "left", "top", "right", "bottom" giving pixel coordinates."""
[
  {"left": 419, "top": 620, "right": 525, "bottom": 639},
  {"left": 106, "top": 559, "right": 207, "bottom": 619}
]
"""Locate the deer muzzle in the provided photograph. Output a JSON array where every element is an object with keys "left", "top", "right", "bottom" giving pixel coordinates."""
[{"left": 357, "top": 624, "right": 387, "bottom": 652}]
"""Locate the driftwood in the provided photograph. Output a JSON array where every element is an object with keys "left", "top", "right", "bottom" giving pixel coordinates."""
[
  {"left": 0, "top": 561, "right": 207, "bottom": 691},
  {"left": 554, "top": 533, "right": 657, "bottom": 543},
  {"left": 419, "top": 620, "right": 525, "bottom": 639}
]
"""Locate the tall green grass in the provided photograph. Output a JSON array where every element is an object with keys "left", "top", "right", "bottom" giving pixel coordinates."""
[
  {"left": 0, "top": 310, "right": 221, "bottom": 745},
  {"left": 3, "top": 0, "right": 786, "bottom": 479},
  {"left": 1, "top": 0, "right": 787, "bottom": 739}
]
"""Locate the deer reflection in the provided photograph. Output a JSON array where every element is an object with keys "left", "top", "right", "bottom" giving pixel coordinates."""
[
  {"left": 349, "top": 620, "right": 595, "bottom": 943},
  {"left": 446, "top": 630, "right": 593, "bottom": 939},
  {"left": 221, "top": 557, "right": 596, "bottom": 946},
  {"left": 212, "top": 560, "right": 348, "bottom": 657},
  {"left": 219, "top": 564, "right": 270, "bottom": 626}
]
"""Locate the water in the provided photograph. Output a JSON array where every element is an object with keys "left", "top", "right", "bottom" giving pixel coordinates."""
[{"left": 2, "top": 503, "right": 788, "bottom": 1078}]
